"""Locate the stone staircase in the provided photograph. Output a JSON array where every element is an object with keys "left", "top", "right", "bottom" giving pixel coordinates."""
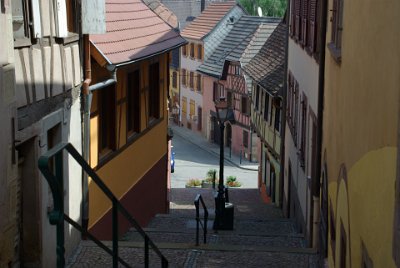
[{"left": 67, "top": 188, "right": 321, "bottom": 267}]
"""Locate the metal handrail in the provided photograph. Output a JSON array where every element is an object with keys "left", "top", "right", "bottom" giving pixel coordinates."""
[
  {"left": 194, "top": 194, "right": 209, "bottom": 246},
  {"left": 38, "top": 142, "right": 168, "bottom": 268}
]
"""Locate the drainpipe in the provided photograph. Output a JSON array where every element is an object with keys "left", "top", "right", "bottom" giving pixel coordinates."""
[
  {"left": 82, "top": 34, "right": 91, "bottom": 235},
  {"left": 279, "top": 5, "right": 290, "bottom": 214},
  {"left": 312, "top": 0, "right": 328, "bottom": 249},
  {"left": 82, "top": 35, "right": 117, "bottom": 235}
]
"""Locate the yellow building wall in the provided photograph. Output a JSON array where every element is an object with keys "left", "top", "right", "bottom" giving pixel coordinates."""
[
  {"left": 323, "top": 0, "right": 400, "bottom": 266},
  {"left": 89, "top": 54, "right": 169, "bottom": 228}
]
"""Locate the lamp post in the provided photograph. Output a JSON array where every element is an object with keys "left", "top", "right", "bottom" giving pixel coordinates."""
[{"left": 213, "top": 97, "right": 234, "bottom": 230}]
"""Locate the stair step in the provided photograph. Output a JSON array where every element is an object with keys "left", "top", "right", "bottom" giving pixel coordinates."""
[{"left": 68, "top": 241, "right": 320, "bottom": 268}]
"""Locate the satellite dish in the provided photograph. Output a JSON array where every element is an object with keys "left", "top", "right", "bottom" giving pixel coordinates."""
[{"left": 257, "top": 7, "right": 263, "bottom": 17}]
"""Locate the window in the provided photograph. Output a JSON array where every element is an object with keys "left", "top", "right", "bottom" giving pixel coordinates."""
[
  {"left": 241, "top": 96, "right": 249, "bottom": 115},
  {"left": 12, "top": 0, "right": 32, "bottom": 41},
  {"left": 329, "top": 0, "right": 343, "bottom": 62},
  {"left": 182, "top": 69, "right": 187, "bottom": 86},
  {"left": 190, "top": 43, "right": 195, "bottom": 58},
  {"left": 66, "top": 0, "right": 77, "bottom": 33},
  {"left": 299, "top": 94, "right": 307, "bottom": 166},
  {"left": 189, "top": 99, "right": 195, "bottom": 117},
  {"left": 182, "top": 97, "right": 187, "bottom": 114},
  {"left": 98, "top": 85, "right": 116, "bottom": 157},
  {"left": 182, "top": 44, "right": 187, "bottom": 57},
  {"left": 172, "top": 71, "right": 177, "bottom": 88},
  {"left": 227, "top": 91, "right": 233, "bottom": 108},
  {"left": 243, "top": 130, "right": 249, "bottom": 148},
  {"left": 189, "top": 72, "right": 194, "bottom": 89},
  {"left": 197, "top": 44, "right": 203, "bottom": 60},
  {"left": 264, "top": 94, "right": 270, "bottom": 121},
  {"left": 294, "top": 81, "right": 299, "bottom": 143},
  {"left": 127, "top": 70, "right": 141, "bottom": 137},
  {"left": 255, "top": 85, "right": 260, "bottom": 110},
  {"left": 274, "top": 103, "right": 281, "bottom": 132},
  {"left": 289, "top": 0, "right": 319, "bottom": 56},
  {"left": 308, "top": 0, "right": 318, "bottom": 52},
  {"left": 219, "top": 84, "right": 225, "bottom": 98},
  {"left": 213, "top": 82, "right": 218, "bottom": 102},
  {"left": 148, "top": 62, "right": 160, "bottom": 120},
  {"left": 197, "top": 74, "right": 201, "bottom": 92}
]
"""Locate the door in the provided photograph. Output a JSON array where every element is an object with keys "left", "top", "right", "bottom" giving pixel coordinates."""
[
  {"left": 18, "top": 137, "right": 41, "bottom": 266},
  {"left": 197, "top": 107, "right": 202, "bottom": 131}
]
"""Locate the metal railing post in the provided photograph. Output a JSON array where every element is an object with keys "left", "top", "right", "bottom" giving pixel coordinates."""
[
  {"left": 39, "top": 143, "right": 169, "bottom": 268},
  {"left": 112, "top": 199, "right": 119, "bottom": 268},
  {"left": 55, "top": 151, "right": 65, "bottom": 268},
  {"left": 145, "top": 236, "right": 149, "bottom": 268}
]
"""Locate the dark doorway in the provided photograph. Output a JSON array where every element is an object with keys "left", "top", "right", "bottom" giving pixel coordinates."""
[
  {"left": 270, "top": 167, "right": 276, "bottom": 203},
  {"left": 287, "top": 163, "right": 293, "bottom": 218},
  {"left": 212, "top": 116, "right": 221, "bottom": 145},
  {"left": 18, "top": 137, "right": 41, "bottom": 267},
  {"left": 197, "top": 107, "right": 202, "bottom": 131}
]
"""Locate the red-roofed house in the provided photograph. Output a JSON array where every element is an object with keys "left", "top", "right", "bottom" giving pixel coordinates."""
[
  {"left": 179, "top": 1, "right": 245, "bottom": 135},
  {"left": 87, "top": 0, "right": 186, "bottom": 239}
]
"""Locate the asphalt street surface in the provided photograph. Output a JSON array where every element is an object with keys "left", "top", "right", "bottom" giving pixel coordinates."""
[{"left": 171, "top": 132, "right": 258, "bottom": 188}]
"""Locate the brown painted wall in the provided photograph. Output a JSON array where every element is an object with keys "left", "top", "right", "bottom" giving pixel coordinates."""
[{"left": 89, "top": 154, "right": 168, "bottom": 240}]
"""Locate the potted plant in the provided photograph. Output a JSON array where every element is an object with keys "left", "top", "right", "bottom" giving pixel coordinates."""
[
  {"left": 226, "top": 176, "right": 242, "bottom": 187},
  {"left": 185, "top": 179, "right": 202, "bottom": 188},
  {"left": 202, "top": 169, "right": 217, "bottom": 188}
]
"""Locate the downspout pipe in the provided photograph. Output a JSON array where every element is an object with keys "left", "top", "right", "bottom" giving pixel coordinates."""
[
  {"left": 312, "top": 0, "right": 328, "bottom": 249},
  {"left": 82, "top": 34, "right": 117, "bottom": 235},
  {"left": 279, "top": 6, "right": 290, "bottom": 214},
  {"left": 82, "top": 34, "right": 91, "bottom": 235}
]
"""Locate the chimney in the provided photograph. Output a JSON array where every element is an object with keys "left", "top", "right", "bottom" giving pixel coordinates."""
[{"left": 201, "top": 0, "right": 205, "bottom": 12}]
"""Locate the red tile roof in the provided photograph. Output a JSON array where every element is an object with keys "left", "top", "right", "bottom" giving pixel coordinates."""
[
  {"left": 90, "top": 0, "right": 186, "bottom": 65},
  {"left": 180, "top": 1, "right": 237, "bottom": 40}
]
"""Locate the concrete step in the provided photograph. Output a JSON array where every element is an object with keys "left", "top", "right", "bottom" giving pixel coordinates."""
[{"left": 67, "top": 241, "right": 320, "bottom": 268}]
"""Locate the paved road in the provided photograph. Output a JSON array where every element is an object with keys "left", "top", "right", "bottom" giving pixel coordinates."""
[{"left": 171, "top": 132, "right": 258, "bottom": 188}]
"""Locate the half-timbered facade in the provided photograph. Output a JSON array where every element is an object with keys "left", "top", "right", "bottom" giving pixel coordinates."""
[
  {"left": 1, "top": 1, "right": 89, "bottom": 266},
  {"left": 198, "top": 16, "right": 280, "bottom": 161},
  {"left": 180, "top": 2, "right": 244, "bottom": 136},
  {"left": 242, "top": 22, "right": 285, "bottom": 206},
  {"left": 222, "top": 62, "right": 253, "bottom": 160}
]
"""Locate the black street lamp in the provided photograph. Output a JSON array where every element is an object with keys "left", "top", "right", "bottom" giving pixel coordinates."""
[{"left": 213, "top": 97, "right": 235, "bottom": 230}]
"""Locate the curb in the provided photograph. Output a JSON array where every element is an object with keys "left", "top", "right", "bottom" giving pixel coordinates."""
[{"left": 172, "top": 128, "right": 258, "bottom": 172}]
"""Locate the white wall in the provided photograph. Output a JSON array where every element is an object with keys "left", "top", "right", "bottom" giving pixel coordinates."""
[{"left": 284, "top": 38, "right": 319, "bottom": 241}]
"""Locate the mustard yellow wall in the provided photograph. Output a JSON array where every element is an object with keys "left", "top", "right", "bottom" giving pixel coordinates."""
[
  {"left": 323, "top": 0, "right": 400, "bottom": 266},
  {"left": 89, "top": 54, "right": 169, "bottom": 228}
]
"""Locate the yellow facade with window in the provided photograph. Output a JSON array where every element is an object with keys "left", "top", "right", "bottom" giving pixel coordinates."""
[
  {"left": 323, "top": 0, "right": 400, "bottom": 267},
  {"left": 89, "top": 53, "right": 170, "bottom": 235}
]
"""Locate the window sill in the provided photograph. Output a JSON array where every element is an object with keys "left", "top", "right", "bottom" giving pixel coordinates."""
[
  {"left": 56, "top": 32, "right": 80, "bottom": 45},
  {"left": 14, "top": 38, "right": 32, "bottom": 48},
  {"left": 328, "top": 42, "right": 342, "bottom": 64}
]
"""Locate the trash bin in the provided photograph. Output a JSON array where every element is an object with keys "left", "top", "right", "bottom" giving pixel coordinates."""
[{"left": 221, "top": 202, "right": 234, "bottom": 230}]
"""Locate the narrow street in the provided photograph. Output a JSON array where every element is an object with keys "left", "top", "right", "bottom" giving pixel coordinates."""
[{"left": 171, "top": 124, "right": 258, "bottom": 188}]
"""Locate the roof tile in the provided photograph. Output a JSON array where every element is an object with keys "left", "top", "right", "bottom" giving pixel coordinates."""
[
  {"left": 90, "top": 0, "right": 186, "bottom": 65},
  {"left": 180, "top": 1, "right": 237, "bottom": 40}
]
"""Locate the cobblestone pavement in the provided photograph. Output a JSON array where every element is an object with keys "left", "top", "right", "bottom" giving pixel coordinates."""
[{"left": 67, "top": 188, "right": 321, "bottom": 267}]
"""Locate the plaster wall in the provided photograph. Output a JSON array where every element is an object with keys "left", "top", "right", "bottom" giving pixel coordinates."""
[{"left": 323, "top": 0, "right": 400, "bottom": 266}]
